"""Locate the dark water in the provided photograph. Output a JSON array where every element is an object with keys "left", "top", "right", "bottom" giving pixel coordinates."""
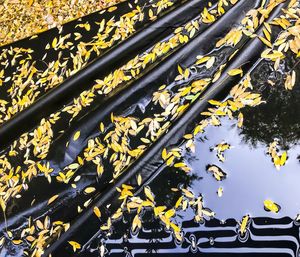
[
  {"left": 82, "top": 61, "right": 300, "bottom": 257},
  {"left": 0, "top": 1, "right": 299, "bottom": 256}
]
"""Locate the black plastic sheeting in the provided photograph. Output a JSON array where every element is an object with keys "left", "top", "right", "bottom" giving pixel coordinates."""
[{"left": 0, "top": 0, "right": 299, "bottom": 256}]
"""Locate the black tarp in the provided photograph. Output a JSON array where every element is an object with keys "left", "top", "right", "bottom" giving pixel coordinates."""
[{"left": 0, "top": 0, "right": 299, "bottom": 256}]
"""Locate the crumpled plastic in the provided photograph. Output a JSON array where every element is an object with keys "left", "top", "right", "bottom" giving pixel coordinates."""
[{"left": 0, "top": 0, "right": 299, "bottom": 256}]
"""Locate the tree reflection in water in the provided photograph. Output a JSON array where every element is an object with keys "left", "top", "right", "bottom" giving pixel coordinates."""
[{"left": 239, "top": 59, "right": 300, "bottom": 150}]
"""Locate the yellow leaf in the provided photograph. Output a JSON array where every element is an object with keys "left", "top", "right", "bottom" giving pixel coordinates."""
[
  {"left": 196, "top": 56, "right": 210, "bottom": 65},
  {"left": 175, "top": 196, "right": 183, "bottom": 208},
  {"left": 52, "top": 37, "right": 57, "bottom": 48},
  {"left": 73, "top": 131, "right": 80, "bottom": 141},
  {"left": 154, "top": 206, "right": 167, "bottom": 216},
  {"left": 84, "top": 187, "right": 96, "bottom": 194},
  {"left": 261, "top": 50, "right": 284, "bottom": 60},
  {"left": 182, "top": 188, "right": 194, "bottom": 198},
  {"left": 68, "top": 241, "right": 81, "bottom": 252},
  {"left": 264, "top": 199, "right": 280, "bottom": 213},
  {"left": 217, "top": 187, "right": 223, "bottom": 197},
  {"left": 0, "top": 197, "right": 6, "bottom": 212},
  {"left": 78, "top": 156, "right": 84, "bottom": 165},
  {"left": 280, "top": 151, "right": 287, "bottom": 166},
  {"left": 206, "top": 56, "right": 215, "bottom": 69},
  {"left": 263, "top": 28, "right": 271, "bottom": 42},
  {"left": 132, "top": 215, "right": 141, "bottom": 232},
  {"left": 165, "top": 209, "right": 175, "bottom": 218},
  {"left": 162, "top": 148, "right": 168, "bottom": 160},
  {"left": 259, "top": 36, "right": 272, "bottom": 48},
  {"left": 12, "top": 240, "right": 22, "bottom": 245},
  {"left": 228, "top": 68, "right": 243, "bottom": 76},
  {"left": 137, "top": 174, "right": 142, "bottom": 186},
  {"left": 144, "top": 186, "right": 154, "bottom": 202},
  {"left": 237, "top": 112, "right": 244, "bottom": 128},
  {"left": 108, "top": 6, "right": 117, "bottom": 12},
  {"left": 178, "top": 65, "right": 183, "bottom": 75},
  {"left": 69, "top": 163, "right": 79, "bottom": 169},
  {"left": 170, "top": 222, "right": 180, "bottom": 233},
  {"left": 166, "top": 156, "right": 175, "bottom": 166},
  {"left": 240, "top": 215, "right": 249, "bottom": 235},
  {"left": 184, "top": 69, "right": 190, "bottom": 79},
  {"left": 93, "top": 206, "right": 101, "bottom": 218},
  {"left": 149, "top": 9, "right": 154, "bottom": 18},
  {"left": 100, "top": 122, "right": 105, "bottom": 132},
  {"left": 208, "top": 100, "right": 222, "bottom": 106},
  {"left": 48, "top": 195, "right": 59, "bottom": 205},
  {"left": 285, "top": 71, "right": 296, "bottom": 90}
]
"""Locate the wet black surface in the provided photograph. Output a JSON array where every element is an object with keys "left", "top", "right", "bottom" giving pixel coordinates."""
[
  {"left": 0, "top": 0, "right": 299, "bottom": 256},
  {"left": 73, "top": 61, "right": 300, "bottom": 257}
]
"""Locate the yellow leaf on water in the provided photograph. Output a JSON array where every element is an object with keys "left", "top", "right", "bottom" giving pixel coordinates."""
[
  {"left": 208, "top": 100, "right": 222, "bottom": 106},
  {"left": 263, "top": 28, "right": 271, "bottom": 42},
  {"left": 162, "top": 148, "right": 168, "bottom": 160},
  {"left": 182, "top": 188, "right": 194, "bottom": 198},
  {"left": 108, "top": 6, "right": 117, "bottom": 12},
  {"left": 206, "top": 56, "right": 215, "bottom": 69},
  {"left": 196, "top": 56, "right": 211, "bottom": 65},
  {"left": 228, "top": 68, "right": 243, "bottom": 76},
  {"left": 69, "top": 163, "right": 79, "bottom": 169},
  {"left": 36, "top": 220, "right": 44, "bottom": 230},
  {"left": 274, "top": 155, "right": 281, "bottom": 169},
  {"left": 100, "top": 122, "right": 105, "bottom": 132},
  {"left": 12, "top": 240, "right": 22, "bottom": 245},
  {"left": 166, "top": 156, "right": 175, "bottom": 166},
  {"left": 239, "top": 215, "right": 249, "bottom": 235},
  {"left": 137, "top": 174, "right": 142, "bottom": 186},
  {"left": 73, "top": 131, "right": 80, "bottom": 141},
  {"left": 237, "top": 112, "right": 244, "bottom": 128},
  {"left": 261, "top": 50, "right": 284, "bottom": 60},
  {"left": 132, "top": 215, "right": 141, "bottom": 232},
  {"left": 285, "top": 71, "right": 296, "bottom": 90},
  {"left": 165, "top": 209, "right": 175, "bottom": 218},
  {"left": 52, "top": 37, "right": 57, "bottom": 48},
  {"left": 149, "top": 9, "right": 154, "bottom": 18},
  {"left": 217, "top": 187, "right": 223, "bottom": 197},
  {"left": 171, "top": 222, "right": 180, "bottom": 233},
  {"left": 259, "top": 36, "right": 272, "bottom": 48},
  {"left": 154, "top": 206, "right": 167, "bottom": 216},
  {"left": 84, "top": 187, "right": 96, "bottom": 194},
  {"left": 175, "top": 196, "right": 183, "bottom": 208},
  {"left": 0, "top": 197, "right": 6, "bottom": 212},
  {"left": 68, "top": 241, "right": 81, "bottom": 252},
  {"left": 144, "top": 186, "right": 154, "bottom": 202},
  {"left": 178, "top": 65, "right": 183, "bottom": 75},
  {"left": 264, "top": 199, "right": 280, "bottom": 213},
  {"left": 77, "top": 156, "right": 84, "bottom": 165},
  {"left": 48, "top": 195, "right": 59, "bottom": 205},
  {"left": 280, "top": 151, "right": 287, "bottom": 166},
  {"left": 184, "top": 69, "right": 190, "bottom": 79},
  {"left": 93, "top": 206, "right": 101, "bottom": 218}
]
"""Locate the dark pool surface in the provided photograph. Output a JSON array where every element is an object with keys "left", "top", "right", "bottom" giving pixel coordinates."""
[
  {"left": 71, "top": 60, "right": 300, "bottom": 257},
  {"left": 0, "top": 1, "right": 299, "bottom": 257}
]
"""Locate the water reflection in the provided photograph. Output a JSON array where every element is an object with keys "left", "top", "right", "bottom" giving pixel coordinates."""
[
  {"left": 96, "top": 60, "right": 300, "bottom": 256},
  {"left": 80, "top": 60, "right": 300, "bottom": 257},
  {"left": 184, "top": 63, "right": 300, "bottom": 220},
  {"left": 240, "top": 62, "right": 300, "bottom": 149}
]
